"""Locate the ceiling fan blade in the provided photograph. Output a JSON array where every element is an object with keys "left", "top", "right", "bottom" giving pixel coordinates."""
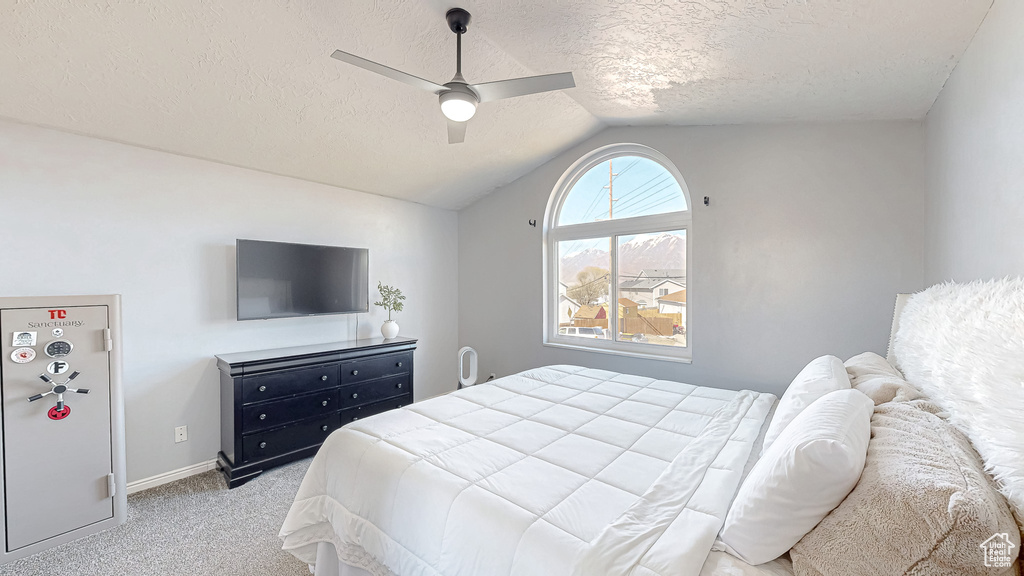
[
  {"left": 331, "top": 50, "right": 445, "bottom": 93},
  {"left": 447, "top": 119, "right": 467, "bottom": 144},
  {"left": 469, "top": 72, "right": 575, "bottom": 103}
]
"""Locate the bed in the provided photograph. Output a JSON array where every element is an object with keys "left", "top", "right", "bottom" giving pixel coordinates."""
[
  {"left": 280, "top": 365, "right": 781, "bottom": 575},
  {"left": 281, "top": 278, "right": 1024, "bottom": 576}
]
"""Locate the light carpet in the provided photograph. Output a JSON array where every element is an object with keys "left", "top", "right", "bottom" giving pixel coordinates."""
[{"left": 0, "top": 459, "right": 312, "bottom": 576}]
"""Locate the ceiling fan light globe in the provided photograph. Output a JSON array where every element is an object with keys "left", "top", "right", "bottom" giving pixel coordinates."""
[{"left": 440, "top": 92, "right": 477, "bottom": 122}]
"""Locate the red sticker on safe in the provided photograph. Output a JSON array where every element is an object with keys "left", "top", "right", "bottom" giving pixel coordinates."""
[
  {"left": 11, "top": 348, "right": 35, "bottom": 363},
  {"left": 48, "top": 406, "right": 71, "bottom": 420}
]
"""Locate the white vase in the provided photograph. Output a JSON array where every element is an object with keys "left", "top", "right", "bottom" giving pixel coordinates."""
[{"left": 381, "top": 320, "right": 399, "bottom": 339}]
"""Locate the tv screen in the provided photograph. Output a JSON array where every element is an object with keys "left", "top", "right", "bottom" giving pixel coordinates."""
[{"left": 236, "top": 239, "right": 369, "bottom": 320}]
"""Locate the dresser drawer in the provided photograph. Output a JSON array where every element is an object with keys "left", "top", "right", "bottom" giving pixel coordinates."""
[
  {"left": 241, "top": 391, "right": 337, "bottom": 433},
  {"left": 340, "top": 351, "right": 412, "bottom": 384},
  {"left": 340, "top": 394, "right": 412, "bottom": 425},
  {"left": 242, "top": 415, "right": 337, "bottom": 462},
  {"left": 338, "top": 374, "right": 410, "bottom": 409},
  {"left": 242, "top": 364, "right": 339, "bottom": 404}
]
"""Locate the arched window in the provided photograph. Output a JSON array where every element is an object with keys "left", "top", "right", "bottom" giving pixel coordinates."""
[{"left": 544, "top": 143, "right": 691, "bottom": 361}]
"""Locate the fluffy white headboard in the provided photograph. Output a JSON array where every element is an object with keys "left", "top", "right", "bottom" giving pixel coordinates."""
[{"left": 890, "top": 278, "right": 1024, "bottom": 523}]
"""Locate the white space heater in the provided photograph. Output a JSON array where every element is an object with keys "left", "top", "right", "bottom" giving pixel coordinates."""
[{"left": 458, "top": 346, "right": 478, "bottom": 388}]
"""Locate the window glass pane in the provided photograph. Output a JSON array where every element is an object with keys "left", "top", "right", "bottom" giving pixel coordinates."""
[
  {"left": 616, "top": 230, "right": 686, "bottom": 347},
  {"left": 557, "top": 156, "right": 687, "bottom": 226},
  {"left": 557, "top": 238, "right": 611, "bottom": 340}
]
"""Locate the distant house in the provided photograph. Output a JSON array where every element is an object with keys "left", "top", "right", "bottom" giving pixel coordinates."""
[
  {"left": 557, "top": 281, "right": 580, "bottom": 325},
  {"left": 573, "top": 304, "right": 607, "bottom": 321},
  {"left": 620, "top": 269, "right": 685, "bottom": 307},
  {"left": 572, "top": 305, "right": 607, "bottom": 330},
  {"left": 656, "top": 290, "right": 686, "bottom": 314},
  {"left": 618, "top": 297, "right": 640, "bottom": 317}
]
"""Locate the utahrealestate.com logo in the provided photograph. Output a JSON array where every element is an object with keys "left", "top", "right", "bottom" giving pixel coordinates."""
[{"left": 980, "top": 533, "right": 1016, "bottom": 568}]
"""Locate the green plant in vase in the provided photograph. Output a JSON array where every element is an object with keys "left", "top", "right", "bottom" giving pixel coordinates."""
[{"left": 374, "top": 282, "right": 405, "bottom": 339}]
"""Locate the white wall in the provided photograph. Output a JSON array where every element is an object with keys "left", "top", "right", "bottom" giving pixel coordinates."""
[
  {"left": 459, "top": 122, "right": 925, "bottom": 395},
  {"left": 0, "top": 120, "right": 459, "bottom": 483},
  {"left": 924, "top": 0, "right": 1024, "bottom": 283}
]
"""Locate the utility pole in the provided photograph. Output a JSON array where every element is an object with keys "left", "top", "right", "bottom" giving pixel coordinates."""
[{"left": 603, "top": 160, "right": 618, "bottom": 219}]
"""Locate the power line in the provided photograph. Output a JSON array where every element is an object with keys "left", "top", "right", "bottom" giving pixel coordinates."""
[
  {"left": 576, "top": 158, "right": 640, "bottom": 223},
  {"left": 624, "top": 186, "right": 683, "bottom": 216},
  {"left": 576, "top": 181, "right": 606, "bottom": 223},
  {"left": 614, "top": 158, "right": 640, "bottom": 178},
  {"left": 613, "top": 183, "right": 677, "bottom": 214},
  {"left": 613, "top": 173, "right": 669, "bottom": 205},
  {"left": 613, "top": 178, "right": 673, "bottom": 212},
  {"left": 617, "top": 190, "right": 677, "bottom": 217}
]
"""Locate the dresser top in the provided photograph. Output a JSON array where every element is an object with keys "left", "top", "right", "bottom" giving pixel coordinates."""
[{"left": 216, "top": 336, "right": 417, "bottom": 372}]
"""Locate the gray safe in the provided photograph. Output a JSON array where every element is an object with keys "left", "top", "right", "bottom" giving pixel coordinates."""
[{"left": 0, "top": 295, "right": 127, "bottom": 564}]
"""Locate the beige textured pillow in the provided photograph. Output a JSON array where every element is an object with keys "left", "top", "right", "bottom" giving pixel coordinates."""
[
  {"left": 791, "top": 400, "right": 1020, "bottom": 575},
  {"left": 844, "top": 351, "right": 903, "bottom": 381},
  {"left": 844, "top": 352, "right": 921, "bottom": 405}
]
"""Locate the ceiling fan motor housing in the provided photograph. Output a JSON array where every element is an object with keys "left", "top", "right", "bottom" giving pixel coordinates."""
[{"left": 446, "top": 8, "right": 471, "bottom": 34}]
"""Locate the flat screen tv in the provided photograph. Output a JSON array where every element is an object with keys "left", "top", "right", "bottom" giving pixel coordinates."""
[{"left": 236, "top": 239, "right": 369, "bottom": 320}]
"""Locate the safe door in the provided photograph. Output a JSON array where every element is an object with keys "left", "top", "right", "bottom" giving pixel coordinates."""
[{"left": 0, "top": 305, "right": 114, "bottom": 551}]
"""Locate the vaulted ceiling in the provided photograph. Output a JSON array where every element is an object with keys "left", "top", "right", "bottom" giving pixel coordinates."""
[{"left": 0, "top": 0, "right": 992, "bottom": 209}]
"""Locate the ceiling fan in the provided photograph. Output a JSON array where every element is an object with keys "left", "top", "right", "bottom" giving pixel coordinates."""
[{"left": 330, "top": 8, "right": 575, "bottom": 144}]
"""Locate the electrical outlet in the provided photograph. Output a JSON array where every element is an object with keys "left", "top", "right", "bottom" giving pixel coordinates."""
[{"left": 175, "top": 425, "right": 188, "bottom": 443}]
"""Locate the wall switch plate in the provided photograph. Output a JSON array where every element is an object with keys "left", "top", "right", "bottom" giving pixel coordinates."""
[{"left": 174, "top": 425, "right": 187, "bottom": 443}]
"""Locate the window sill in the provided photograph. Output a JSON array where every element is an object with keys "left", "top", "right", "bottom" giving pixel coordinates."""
[{"left": 542, "top": 340, "right": 692, "bottom": 364}]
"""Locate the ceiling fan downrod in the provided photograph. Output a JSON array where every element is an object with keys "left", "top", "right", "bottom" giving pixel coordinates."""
[{"left": 447, "top": 8, "right": 471, "bottom": 82}]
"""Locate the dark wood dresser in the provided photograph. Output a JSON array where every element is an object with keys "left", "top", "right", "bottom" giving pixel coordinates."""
[{"left": 215, "top": 336, "right": 416, "bottom": 488}]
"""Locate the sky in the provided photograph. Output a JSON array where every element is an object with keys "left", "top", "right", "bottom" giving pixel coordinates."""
[
  {"left": 558, "top": 156, "right": 687, "bottom": 226},
  {"left": 557, "top": 156, "right": 687, "bottom": 257}
]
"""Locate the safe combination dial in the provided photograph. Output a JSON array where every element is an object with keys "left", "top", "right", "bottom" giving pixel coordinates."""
[{"left": 29, "top": 371, "right": 90, "bottom": 419}]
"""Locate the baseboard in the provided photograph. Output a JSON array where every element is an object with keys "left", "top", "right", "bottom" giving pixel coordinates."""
[{"left": 126, "top": 459, "right": 218, "bottom": 495}]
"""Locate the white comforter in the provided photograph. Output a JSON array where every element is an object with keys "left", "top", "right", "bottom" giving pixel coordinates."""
[{"left": 281, "top": 365, "right": 775, "bottom": 576}]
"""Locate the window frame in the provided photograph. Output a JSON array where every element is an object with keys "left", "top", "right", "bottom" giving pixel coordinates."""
[{"left": 542, "top": 143, "right": 692, "bottom": 363}]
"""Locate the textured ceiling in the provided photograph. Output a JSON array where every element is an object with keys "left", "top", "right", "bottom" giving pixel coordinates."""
[
  {"left": 0, "top": 0, "right": 992, "bottom": 209},
  {"left": 472, "top": 0, "right": 994, "bottom": 124}
]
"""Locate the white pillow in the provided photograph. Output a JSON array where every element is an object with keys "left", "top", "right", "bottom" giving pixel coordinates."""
[
  {"left": 718, "top": 389, "right": 873, "bottom": 565},
  {"left": 761, "top": 355, "right": 850, "bottom": 453}
]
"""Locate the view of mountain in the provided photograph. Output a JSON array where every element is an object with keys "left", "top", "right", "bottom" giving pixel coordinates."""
[{"left": 559, "top": 232, "right": 686, "bottom": 285}]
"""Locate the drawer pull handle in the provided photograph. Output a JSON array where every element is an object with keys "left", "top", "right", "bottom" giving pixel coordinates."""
[
  {"left": 321, "top": 375, "right": 328, "bottom": 381},
  {"left": 397, "top": 404, "right": 403, "bottom": 408},
  {"left": 259, "top": 385, "right": 266, "bottom": 392},
  {"left": 321, "top": 400, "right": 329, "bottom": 407},
  {"left": 352, "top": 370, "right": 358, "bottom": 376},
  {"left": 321, "top": 425, "right": 329, "bottom": 432},
  {"left": 259, "top": 442, "right": 267, "bottom": 449},
  {"left": 397, "top": 383, "right": 403, "bottom": 389},
  {"left": 352, "top": 417, "right": 360, "bottom": 421},
  {"left": 397, "top": 361, "right": 402, "bottom": 367},
  {"left": 259, "top": 413, "right": 267, "bottom": 420},
  {"left": 352, "top": 393, "right": 359, "bottom": 399}
]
